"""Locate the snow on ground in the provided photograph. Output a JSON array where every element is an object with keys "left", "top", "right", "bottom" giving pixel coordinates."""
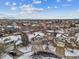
[
  {"left": 17, "top": 52, "right": 34, "bottom": 59},
  {"left": 1, "top": 53, "right": 13, "bottom": 59},
  {"left": 18, "top": 45, "right": 32, "bottom": 53},
  {"left": 1, "top": 52, "right": 58, "bottom": 59},
  {"left": 1, "top": 52, "right": 33, "bottom": 59},
  {"left": 65, "top": 48, "right": 79, "bottom": 56},
  {"left": 48, "top": 44, "right": 56, "bottom": 53},
  {"left": 18, "top": 52, "right": 58, "bottom": 59}
]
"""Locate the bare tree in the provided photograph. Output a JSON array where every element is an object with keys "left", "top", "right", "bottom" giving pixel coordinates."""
[
  {"left": 0, "top": 43, "right": 5, "bottom": 59},
  {"left": 21, "top": 32, "right": 29, "bottom": 46}
]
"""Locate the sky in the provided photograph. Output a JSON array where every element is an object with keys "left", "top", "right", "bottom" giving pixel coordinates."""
[{"left": 0, "top": 0, "right": 79, "bottom": 19}]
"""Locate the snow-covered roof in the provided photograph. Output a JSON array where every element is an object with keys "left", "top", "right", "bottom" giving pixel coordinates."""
[
  {"left": 56, "top": 29, "right": 64, "bottom": 34},
  {"left": 33, "top": 32, "right": 44, "bottom": 37},
  {"left": 56, "top": 34, "right": 62, "bottom": 37},
  {"left": 0, "top": 39, "right": 4, "bottom": 43},
  {"left": 0, "top": 35, "right": 22, "bottom": 45},
  {"left": 56, "top": 33, "right": 68, "bottom": 41},
  {"left": 1, "top": 35, "right": 21, "bottom": 41},
  {"left": 46, "top": 30, "right": 54, "bottom": 33},
  {"left": 28, "top": 32, "right": 44, "bottom": 41},
  {"left": 6, "top": 25, "right": 13, "bottom": 28},
  {"left": 16, "top": 40, "right": 22, "bottom": 45}
]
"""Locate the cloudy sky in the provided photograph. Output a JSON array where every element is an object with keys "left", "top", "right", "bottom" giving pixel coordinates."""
[{"left": 0, "top": 0, "right": 79, "bottom": 19}]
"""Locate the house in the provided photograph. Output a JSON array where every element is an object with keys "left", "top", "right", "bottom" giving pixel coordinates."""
[{"left": 0, "top": 35, "right": 22, "bottom": 51}]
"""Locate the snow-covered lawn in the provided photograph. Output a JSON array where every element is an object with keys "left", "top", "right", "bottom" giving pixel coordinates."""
[
  {"left": 1, "top": 53, "right": 13, "bottom": 59},
  {"left": 65, "top": 48, "right": 79, "bottom": 56},
  {"left": 18, "top": 52, "right": 33, "bottom": 59},
  {"left": 18, "top": 45, "right": 32, "bottom": 53}
]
